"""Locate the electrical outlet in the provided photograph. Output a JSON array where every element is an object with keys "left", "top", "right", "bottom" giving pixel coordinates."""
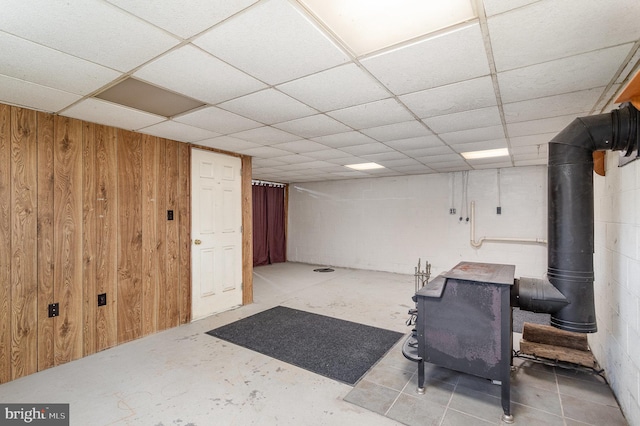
[
  {"left": 497, "top": 207, "right": 502, "bottom": 215},
  {"left": 167, "top": 210, "right": 174, "bottom": 221},
  {"left": 449, "top": 208, "right": 456, "bottom": 215},
  {"left": 48, "top": 303, "right": 59, "bottom": 318},
  {"left": 98, "top": 293, "right": 107, "bottom": 307}
]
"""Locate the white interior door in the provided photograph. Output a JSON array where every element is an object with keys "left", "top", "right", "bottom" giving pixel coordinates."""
[{"left": 191, "top": 148, "right": 242, "bottom": 321}]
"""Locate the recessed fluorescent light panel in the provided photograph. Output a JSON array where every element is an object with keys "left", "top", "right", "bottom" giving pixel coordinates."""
[
  {"left": 345, "top": 162, "right": 385, "bottom": 170},
  {"left": 95, "top": 78, "right": 205, "bottom": 117},
  {"left": 300, "top": 0, "right": 477, "bottom": 56},
  {"left": 461, "top": 148, "right": 510, "bottom": 160}
]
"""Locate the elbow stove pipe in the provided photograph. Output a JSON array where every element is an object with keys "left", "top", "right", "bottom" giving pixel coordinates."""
[{"left": 519, "top": 103, "right": 639, "bottom": 333}]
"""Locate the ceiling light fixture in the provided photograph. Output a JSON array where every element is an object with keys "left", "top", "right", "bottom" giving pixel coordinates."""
[
  {"left": 345, "top": 162, "right": 385, "bottom": 170},
  {"left": 461, "top": 148, "right": 510, "bottom": 160},
  {"left": 300, "top": 0, "right": 477, "bottom": 56}
]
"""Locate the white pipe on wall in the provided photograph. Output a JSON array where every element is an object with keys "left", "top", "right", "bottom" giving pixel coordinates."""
[{"left": 470, "top": 201, "right": 547, "bottom": 248}]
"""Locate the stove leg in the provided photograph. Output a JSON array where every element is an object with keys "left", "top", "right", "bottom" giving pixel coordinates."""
[
  {"left": 500, "top": 370, "right": 513, "bottom": 423},
  {"left": 417, "top": 359, "right": 425, "bottom": 394}
]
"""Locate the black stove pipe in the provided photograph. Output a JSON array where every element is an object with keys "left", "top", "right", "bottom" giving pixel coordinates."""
[{"left": 544, "top": 103, "right": 639, "bottom": 333}]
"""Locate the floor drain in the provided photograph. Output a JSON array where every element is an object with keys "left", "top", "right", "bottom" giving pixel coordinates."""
[{"left": 313, "top": 268, "right": 335, "bottom": 273}]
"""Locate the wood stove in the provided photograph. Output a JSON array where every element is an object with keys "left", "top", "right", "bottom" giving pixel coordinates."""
[{"left": 414, "top": 261, "right": 514, "bottom": 423}]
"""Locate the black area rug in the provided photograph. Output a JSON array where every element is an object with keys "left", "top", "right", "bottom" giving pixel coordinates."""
[{"left": 206, "top": 306, "right": 404, "bottom": 385}]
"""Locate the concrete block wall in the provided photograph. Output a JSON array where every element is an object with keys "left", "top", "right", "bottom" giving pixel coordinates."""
[
  {"left": 592, "top": 152, "right": 640, "bottom": 426},
  {"left": 287, "top": 165, "right": 547, "bottom": 278}
]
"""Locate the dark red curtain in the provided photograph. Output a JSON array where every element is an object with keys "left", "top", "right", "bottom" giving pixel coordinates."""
[
  {"left": 265, "top": 185, "right": 286, "bottom": 263},
  {"left": 252, "top": 184, "right": 286, "bottom": 266},
  {"left": 252, "top": 185, "right": 269, "bottom": 266}
]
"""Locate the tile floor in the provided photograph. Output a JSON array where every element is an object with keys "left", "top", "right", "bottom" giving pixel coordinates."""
[
  {"left": 346, "top": 338, "right": 628, "bottom": 425},
  {"left": 0, "top": 262, "right": 629, "bottom": 425}
]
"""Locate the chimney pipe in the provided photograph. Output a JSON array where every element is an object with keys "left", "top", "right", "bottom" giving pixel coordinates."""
[{"left": 545, "top": 103, "right": 639, "bottom": 333}]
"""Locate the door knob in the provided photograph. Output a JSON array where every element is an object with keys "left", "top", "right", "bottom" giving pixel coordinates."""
[{"left": 194, "top": 239, "right": 202, "bottom": 245}]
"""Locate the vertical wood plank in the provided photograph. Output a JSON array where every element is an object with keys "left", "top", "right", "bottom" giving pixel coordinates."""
[
  {"left": 177, "top": 143, "right": 190, "bottom": 324},
  {"left": 155, "top": 139, "right": 167, "bottom": 331},
  {"left": 141, "top": 134, "right": 158, "bottom": 335},
  {"left": 241, "top": 155, "right": 253, "bottom": 305},
  {"left": 53, "top": 116, "right": 84, "bottom": 365},
  {"left": 10, "top": 107, "right": 38, "bottom": 379},
  {"left": 82, "top": 123, "right": 97, "bottom": 357},
  {"left": 36, "top": 111, "right": 55, "bottom": 371},
  {"left": 162, "top": 139, "right": 179, "bottom": 330},
  {"left": 0, "top": 104, "right": 11, "bottom": 383},
  {"left": 95, "top": 125, "right": 118, "bottom": 351},
  {"left": 117, "top": 130, "right": 142, "bottom": 343}
]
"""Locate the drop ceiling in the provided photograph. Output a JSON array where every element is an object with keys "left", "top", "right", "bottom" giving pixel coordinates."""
[{"left": 1, "top": 0, "right": 639, "bottom": 183}]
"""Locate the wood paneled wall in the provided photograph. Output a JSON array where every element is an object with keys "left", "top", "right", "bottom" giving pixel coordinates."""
[{"left": 0, "top": 105, "right": 194, "bottom": 383}]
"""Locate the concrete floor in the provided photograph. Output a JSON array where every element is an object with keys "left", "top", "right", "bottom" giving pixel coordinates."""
[{"left": 0, "top": 262, "right": 628, "bottom": 425}]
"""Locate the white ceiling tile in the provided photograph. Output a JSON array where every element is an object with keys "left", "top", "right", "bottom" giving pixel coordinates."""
[
  {"left": 482, "top": 0, "right": 539, "bottom": 16},
  {"left": 404, "top": 145, "right": 456, "bottom": 158},
  {"left": 193, "top": 0, "right": 349, "bottom": 84},
  {"left": 277, "top": 160, "right": 336, "bottom": 170},
  {"left": 385, "top": 135, "right": 444, "bottom": 151},
  {"left": 498, "top": 45, "right": 633, "bottom": 103},
  {"left": 440, "top": 125, "right": 505, "bottom": 144},
  {"left": 423, "top": 106, "right": 502, "bottom": 134},
  {"left": 400, "top": 76, "right": 497, "bottom": 118},
  {"left": 175, "top": 106, "right": 262, "bottom": 134},
  {"left": 324, "top": 154, "right": 364, "bottom": 166},
  {"left": 229, "top": 126, "right": 300, "bottom": 144},
  {"left": 196, "top": 136, "right": 261, "bottom": 152},
  {"left": 391, "top": 164, "right": 436, "bottom": 174},
  {"left": 218, "top": 89, "right": 317, "bottom": 125},
  {"left": 511, "top": 144, "right": 548, "bottom": 156},
  {"left": 471, "top": 160, "right": 513, "bottom": 169},
  {"left": 364, "top": 168, "right": 401, "bottom": 177},
  {"left": 418, "top": 154, "right": 465, "bottom": 165},
  {"left": 301, "top": 1, "right": 477, "bottom": 57},
  {"left": 302, "top": 149, "right": 353, "bottom": 161},
  {"left": 251, "top": 158, "right": 287, "bottom": 168},
  {"left": 271, "top": 154, "right": 316, "bottom": 164},
  {"left": 278, "top": 63, "right": 389, "bottom": 111},
  {"left": 61, "top": 98, "right": 164, "bottom": 130},
  {"left": 327, "top": 98, "right": 414, "bottom": 130},
  {"left": 504, "top": 88, "right": 604, "bottom": 123},
  {"left": 311, "top": 131, "right": 377, "bottom": 148},
  {"left": 0, "top": 32, "right": 121, "bottom": 95},
  {"left": 361, "top": 23, "right": 490, "bottom": 95},
  {"left": 270, "top": 140, "right": 329, "bottom": 153},
  {"left": 273, "top": 114, "right": 351, "bottom": 138},
  {"left": 339, "top": 143, "right": 395, "bottom": 156},
  {"left": 0, "top": 0, "right": 179, "bottom": 71},
  {"left": 134, "top": 45, "right": 266, "bottom": 104},
  {"left": 361, "top": 120, "right": 432, "bottom": 142},
  {"left": 449, "top": 139, "right": 508, "bottom": 153},
  {"left": 506, "top": 114, "right": 582, "bottom": 137},
  {"left": 329, "top": 170, "right": 369, "bottom": 178},
  {"left": 489, "top": 0, "right": 640, "bottom": 71},
  {"left": 378, "top": 158, "right": 423, "bottom": 168},
  {"left": 0, "top": 74, "right": 82, "bottom": 113},
  {"left": 106, "top": 0, "right": 258, "bottom": 39},
  {"left": 361, "top": 151, "right": 408, "bottom": 162},
  {"left": 139, "top": 120, "right": 220, "bottom": 142},
  {"left": 315, "top": 165, "right": 357, "bottom": 173},
  {"left": 509, "top": 132, "right": 556, "bottom": 148},
  {"left": 236, "top": 146, "right": 292, "bottom": 158}
]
